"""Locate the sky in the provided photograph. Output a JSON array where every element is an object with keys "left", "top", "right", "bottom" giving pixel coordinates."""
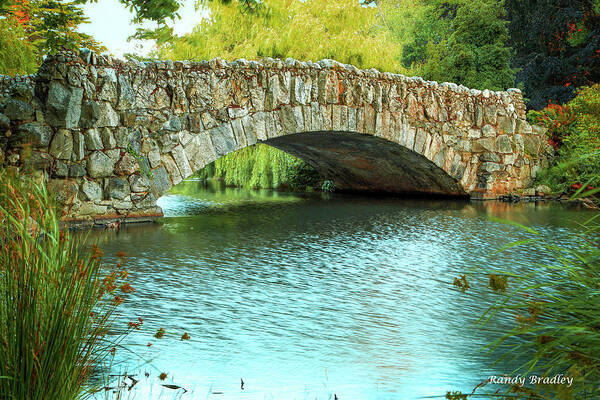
[{"left": 79, "top": 0, "right": 209, "bottom": 59}]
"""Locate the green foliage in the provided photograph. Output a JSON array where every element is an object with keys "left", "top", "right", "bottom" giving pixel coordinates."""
[
  {"left": 0, "top": 0, "right": 107, "bottom": 59},
  {"left": 535, "top": 85, "right": 600, "bottom": 193},
  {"left": 158, "top": 0, "right": 406, "bottom": 73},
  {"left": 417, "top": 0, "right": 515, "bottom": 90},
  {"left": 118, "top": 0, "right": 180, "bottom": 23},
  {"left": 321, "top": 180, "right": 336, "bottom": 193},
  {"left": 0, "top": 169, "right": 137, "bottom": 399},
  {"left": 399, "top": 0, "right": 458, "bottom": 69},
  {"left": 196, "top": 143, "right": 323, "bottom": 190},
  {"left": 528, "top": 102, "right": 576, "bottom": 149},
  {"left": 0, "top": 17, "right": 37, "bottom": 75}
]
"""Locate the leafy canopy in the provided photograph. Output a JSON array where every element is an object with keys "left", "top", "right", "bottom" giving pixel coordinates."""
[
  {"left": 533, "top": 84, "right": 600, "bottom": 192},
  {"left": 0, "top": 0, "right": 184, "bottom": 74},
  {"left": 401, "top": 0, "right": 515, "bottom": 91},
  {"left": 0, "top": 17, "right": 37, "bottom": 75},
  {"left": 158, "top": 0, "right": 406, "bottom": 74}
]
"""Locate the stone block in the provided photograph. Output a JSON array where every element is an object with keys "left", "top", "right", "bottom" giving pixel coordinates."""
[
  {"left": 481, "top": 124, "right": 496, "bottom": 137},
  {"left": 52, "top": 160, "right": 68, "bottom": 177},
  {"left": 150, "top": 165, "right": 172, "bottom": 195},
  {"left": 49, "top": 129, "right": 73, "bottom": 159},
  {"left": 208, "top": 124, "right": 237, "bottom": 156},
  {"left": 71, "top": 131, "right": 85, "bottom": 161},
  {"left": 472, "top": 138, "right": 495, "bottom": 152},
  {"left": 79, "top": 202, "right": 108, "bottom": 216},
  {"left": 16, "top": 123, "right": 52, "bottom": 147},
  {"left": 85, "top": 129, "right": 103, "bottom": 150},
  {"left": 129, "top": 173, "right": 151, "bottom": 192},
  {"left": 45, "top": 82, "right": 83, "bottom": 128},
  {"left": 498, "top": 116, "right": 515, "bottom": 134},
  {"left": 536, "top": 184, "right": 552, "bottom": 196},
  {"left": 5, "top": 99, "right": 34, "bottom": 121},
  {"left": 115, "top": 153, "right": 139, "bottom": 175},
  {"left": 171, "top": 144, "right": 192, "bottom": 179},
  {"left": 81, "top": 179, "right": 103, "bottom": 201},
  {"left": 495, "top": 134, "right": 513, "bottom": 154},
  {"left": 100, "top": 127, "right": 116, "bottom": 149},
  {"left": 87, "top": 150, "right": 116, "bottom": 177},
  {"left": 479, "top": 162, "right": 501, "bottom": 172},
  {"left": 162, "top": 153, "right": 182, "bottom": 186},
  {"left": 522, "top": 187, "right": 536, "bottom": 196},
  {"left": 80, "top": 100, "right": 119, "bottom": 128},
  {"left": 69, "top": 163, "right": 87, "bottom": 177},
  {"left": 107, "top": 177, "right": 130, "bottom": 200}
]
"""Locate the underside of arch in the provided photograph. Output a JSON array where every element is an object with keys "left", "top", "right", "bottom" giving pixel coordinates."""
[{"left": 265, "top": 132, "right": 467, "bottom": 196}]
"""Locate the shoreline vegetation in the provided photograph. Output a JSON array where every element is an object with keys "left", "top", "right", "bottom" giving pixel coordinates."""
[
  {"left": 450, "top": 194, "right": 599, "bottom": 399},
  {"left": 0, "top": 169, "right": 189, "bottom": 399},
  {"left": 0, "top": 168, "right": 130, "bottom": 399}
]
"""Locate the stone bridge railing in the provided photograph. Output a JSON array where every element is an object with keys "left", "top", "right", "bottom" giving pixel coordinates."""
[{"left": 0, "top": 49, "right": 551, "bottom": 225}]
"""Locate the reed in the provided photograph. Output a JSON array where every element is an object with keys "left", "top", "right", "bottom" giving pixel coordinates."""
[
  {"left": 0, "top": 168, "right": 134, "bottom": 400},
  {"left": 452, "top": 202, "right": 600, "bottom": 399}
]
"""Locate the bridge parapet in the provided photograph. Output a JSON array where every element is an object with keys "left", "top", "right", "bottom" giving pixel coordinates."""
[{"left": 0, "top": 50, "right": 552, "bottom": 225}]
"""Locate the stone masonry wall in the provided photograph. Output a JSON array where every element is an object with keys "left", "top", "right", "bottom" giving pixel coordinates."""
[{"left": 0, "top": 49, "right": 552, "bottom": 225}]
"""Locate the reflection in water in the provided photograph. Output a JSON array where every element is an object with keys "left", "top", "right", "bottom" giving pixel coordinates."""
[{"left": 86, "top": 180, "right": 592, "bottom": 399}]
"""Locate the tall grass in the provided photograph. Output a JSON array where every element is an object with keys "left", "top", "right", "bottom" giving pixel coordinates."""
[
  {"left": 479, "top": 217, "right": 599, "bottom": 399},
  {"left": 0, "top": 168, "right": 134, "bottom": 400},
  {"left": 451, "top": 194, "right": 600, "bottom": 399}
]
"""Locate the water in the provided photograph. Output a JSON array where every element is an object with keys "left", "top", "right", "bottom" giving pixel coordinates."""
[{"left": 87, "top": 180, "right": 593, "bottom": 399}]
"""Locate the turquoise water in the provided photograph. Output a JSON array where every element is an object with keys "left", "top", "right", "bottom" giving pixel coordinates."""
[{"left": 88, "top": 180, "right": 592, "bottom": 399}]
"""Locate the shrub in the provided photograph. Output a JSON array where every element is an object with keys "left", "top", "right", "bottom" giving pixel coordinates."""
[{"left": 534, "top": 84, "right": 600, "bottom": 194}]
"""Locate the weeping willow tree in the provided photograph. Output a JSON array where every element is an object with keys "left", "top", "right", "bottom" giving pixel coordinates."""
[
  {"left": 159, "top": 0, "right": 408, "bottom": 189},
  {"left": 159, "top": 0, "right": 406, "bottom": 71},
  {"left": 197, "top": 144, "right": 321, "bottom": 190}
]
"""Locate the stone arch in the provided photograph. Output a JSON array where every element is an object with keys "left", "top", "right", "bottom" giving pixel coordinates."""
[{"left": 0, "top": 49, "right": 551, "bottom": 225}]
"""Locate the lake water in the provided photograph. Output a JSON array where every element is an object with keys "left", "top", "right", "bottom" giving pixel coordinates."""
[{"left": 87, "top": 180, "right": 592, "bottom": 400}]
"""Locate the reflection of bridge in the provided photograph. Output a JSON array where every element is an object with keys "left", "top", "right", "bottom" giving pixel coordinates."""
[{"left": 0, "top": 49, "right": 550, "bottom": 224}]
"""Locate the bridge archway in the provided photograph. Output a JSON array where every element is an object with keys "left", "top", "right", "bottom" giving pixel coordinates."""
[
  {"left": 266, "top": 132, "right": 464, "bottom": 195},
  {"left": 0, "top": 50, "right": 551, "bottom": 224}
]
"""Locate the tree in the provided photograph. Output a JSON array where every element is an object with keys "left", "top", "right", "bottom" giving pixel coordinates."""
[
  {"left": 401, "top": 0, "right": 514, "bottom": 91},
  {"left": 0, "top": 0, "right": 186, "bottom": 74},
  {"left": 158, "top": 0, "right": 406, "bottom": 73},
  {"left": 19, "top": 0, "right": 106, "bottom": 56},
  {"left": 399, "top": 0, "right": 458, "bottom": 68},
  {"left": 0, "top": 17, "right": 37, "bottom": 75},
  {"left": 424, "top": 0, "right": 514, "bottom": 90},
  {"left": 505, "top": 0, "right": 600, "bottom": 109}
]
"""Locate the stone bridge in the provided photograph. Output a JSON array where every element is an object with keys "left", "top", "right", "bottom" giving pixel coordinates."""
[{"left": 0, "top": 50, "right": 550, "bottom": 225}]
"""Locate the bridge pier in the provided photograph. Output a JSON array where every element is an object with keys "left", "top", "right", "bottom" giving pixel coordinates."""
[{"left": 0, "top": 50, "right": 552, "bottom": 225}]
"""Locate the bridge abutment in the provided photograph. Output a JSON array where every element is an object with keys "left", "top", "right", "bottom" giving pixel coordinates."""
[{"left": 0, "top": 50, "right": 552, "bottom": 225}]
